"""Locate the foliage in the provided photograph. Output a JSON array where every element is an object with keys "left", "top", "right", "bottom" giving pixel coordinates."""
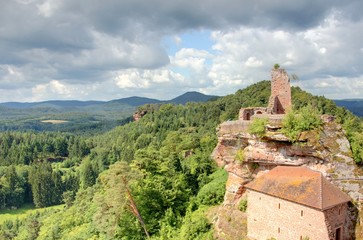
[
  {"left": 238, "top": 198, "right": 248, "bottom": 212},
  {"left": 29, "top": 162, "right": 55, "bottom": 208},
  {"left": 281, "top": 105, "right": 323, "bottom": 142},
  {"left": 196, "top": 169, "right": 228, "bottom": 206},
  {"left": 235, "top": 148, "right": 245, "bottom": 163},
  {"left": 350, "top": 132, "right": 363, "bottom": 164},
  {"left": 178, "top": 208, "right": 213, "bottom": 240},
  {"left": 248, "top": 117, "right": 268, "bottom": 137}
]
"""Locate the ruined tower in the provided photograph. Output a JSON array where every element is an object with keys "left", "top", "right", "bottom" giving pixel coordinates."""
[{"left": 267, "top": 68, "right": 292, "bottom": 114}]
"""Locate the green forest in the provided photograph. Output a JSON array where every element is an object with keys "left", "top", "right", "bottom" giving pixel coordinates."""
[{"left": 0, "top": 81, "right": 362, "bottom": 239}]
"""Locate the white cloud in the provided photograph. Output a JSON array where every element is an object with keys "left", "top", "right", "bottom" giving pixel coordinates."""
[
  {"left": 32, "top": 80, "right": 73, "bottom": 100},
  {"left": 172, "top": 48, "right": 211, "bottom": 73},
  {"left": 245, "top": 57, "right": 263, "bottom": 67},
  {"left": 114, "top": 69, "right": 183, "bottom": 89}
]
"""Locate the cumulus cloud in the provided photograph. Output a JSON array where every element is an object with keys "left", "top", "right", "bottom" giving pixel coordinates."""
[{"left": 0, "top": 0, "right": 362, "bottom": 101}]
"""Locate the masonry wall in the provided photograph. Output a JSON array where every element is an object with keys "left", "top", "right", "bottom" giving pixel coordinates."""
[
  {"left": 268, "top": 69, "right": 292, "bottom": 114},
  {"left": 218, "top": 120, "right": 251, "bottom": 134},
  {"left": 324, "top": 203, "right": 349, "bottom": 240},
  {"left": 247, "top": 190, "right": 330, "bottom": 240}
]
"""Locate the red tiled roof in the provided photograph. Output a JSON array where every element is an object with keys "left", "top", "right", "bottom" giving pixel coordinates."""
[{"left": 245, "top": 166, "right": 350, "bottom": 210}]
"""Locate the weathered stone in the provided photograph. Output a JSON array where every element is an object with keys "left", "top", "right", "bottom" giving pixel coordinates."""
[
  {"left": 133, "top": 110, "right": 147, "bottom": 121},
  {"left": 267, "top": 68, "right": 292, "bottom": 114}
]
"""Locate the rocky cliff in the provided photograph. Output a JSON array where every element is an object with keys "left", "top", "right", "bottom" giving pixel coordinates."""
[{"left": 212, "top": 115, "right": 363, "bottom": 238}]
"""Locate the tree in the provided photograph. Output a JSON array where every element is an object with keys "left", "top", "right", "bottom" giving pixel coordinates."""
[
  {"left": 29, "top": 162, "right": 55, "bottom": 208},
  {"left": 81, "top": 158, "right": 97, "bottom": 189},
  {"left": 52, "top": 170, "right": 63, "bottom": 205}
]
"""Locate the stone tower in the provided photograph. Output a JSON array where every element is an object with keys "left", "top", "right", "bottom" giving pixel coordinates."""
[{"left": 267, "top": 68, "right": 292, "bottom": 114}]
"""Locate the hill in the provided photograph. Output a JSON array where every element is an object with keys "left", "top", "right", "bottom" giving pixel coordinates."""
[
  {"left": 0, "top": 92, "right": 217, "bottom": 134},
  {"left": 0, "top": 100, "right": 104, "bottom": 109},
  {"left": 334, "top": 99, "right": 363, "bottom": 117},
  {"left": 167, "top": 91, "right": 217, "bottom": 104}
]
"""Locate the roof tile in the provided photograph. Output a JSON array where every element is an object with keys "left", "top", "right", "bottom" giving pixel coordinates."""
[{"left": 245, "top": 166, "right": 350, "bottom": 210}]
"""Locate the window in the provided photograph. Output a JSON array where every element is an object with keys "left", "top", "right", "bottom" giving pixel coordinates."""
[
  {"left": 278, "top": 203, "right": 280, "bottom": 209},
  {"left": 301, "top": 210, "right": 304, "bottom": 217},
  {"left": 278, "top": 227, "right": 280, "bottom": 233}
]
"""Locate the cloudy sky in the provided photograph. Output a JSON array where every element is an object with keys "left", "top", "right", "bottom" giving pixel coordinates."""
[{"left": 0, "top": 0, "right": 363, "bottom": 102}]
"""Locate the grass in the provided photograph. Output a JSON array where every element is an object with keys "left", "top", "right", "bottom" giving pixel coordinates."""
[{"left": 0, "top": 203, "right": 64, "bottom": 224}]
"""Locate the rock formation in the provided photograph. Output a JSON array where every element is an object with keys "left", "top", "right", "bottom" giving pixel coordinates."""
[
  {"left": 211, "top": 67, "right": 363, "bottom": 239},
  {"left": 133, "top": 110, "right": 147, "bottom": 121}
]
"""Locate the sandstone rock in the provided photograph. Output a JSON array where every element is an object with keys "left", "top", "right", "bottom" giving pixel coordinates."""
[{"left": 213, "top": 119, "right": 363, "bottom": 202}]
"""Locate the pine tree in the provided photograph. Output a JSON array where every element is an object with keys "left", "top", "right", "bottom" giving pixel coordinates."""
[{"left": 29, "top": 162, "right": 55, "bottom": 208}]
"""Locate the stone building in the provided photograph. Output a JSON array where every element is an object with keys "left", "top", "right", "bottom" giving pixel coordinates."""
[
  {"left": 239, "top": 67, "right": 291, "bottom": 121},
  {"left": 245, "top": 166, "right": 351, "bottom": 240},
  {"left": 267, "top": 68, "right": 292, "bottom": 114}
]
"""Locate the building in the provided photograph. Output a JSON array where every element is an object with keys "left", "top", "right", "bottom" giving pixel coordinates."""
[
  {"left": 245, "top": 166, "right": 351, "bottom": 240},
  {"left": 239, "top": 67, "right": 291, "bottom": 121}
]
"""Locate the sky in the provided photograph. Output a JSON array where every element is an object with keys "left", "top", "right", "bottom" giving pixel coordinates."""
[{"left": 0, "top": 0, "right": 363, "bottom": 102}]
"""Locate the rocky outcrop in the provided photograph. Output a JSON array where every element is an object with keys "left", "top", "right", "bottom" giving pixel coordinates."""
[
  {"left": 213, "top": 117, "right": 363, "bottom": 204},
  {"left": 133, "top": 110, "right": 147, "bottom": 121},
  {"left": 212, "top": 116, "right": 363, "bottom": 238}
]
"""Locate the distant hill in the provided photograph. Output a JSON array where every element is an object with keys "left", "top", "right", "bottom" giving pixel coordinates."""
[
  {"left": 0, "top": 92, "right": 217, "bottom": 109},
  {"left": 167, "top": 91, "right": 218, "bottom": 104},
  {"left": 1, "top": 100, "right": 104, "bottom": 109},
  {"left": 107, "top": 96, "right": 161, "bottom": 106},
  {"left": 0, "top": 92, "right": 217, "bottom": 133},
  {"left": 334, "top": 99, "right": 363, "bottom": 117}
]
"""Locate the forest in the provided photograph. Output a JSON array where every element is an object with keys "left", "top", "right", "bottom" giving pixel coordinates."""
[{"left": 0, "top": 81, "right": 362, "bottom": 239}]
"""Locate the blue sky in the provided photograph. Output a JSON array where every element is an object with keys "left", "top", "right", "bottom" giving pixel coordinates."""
[
  {"left": 163, "top": 31, "right": 214, "bottom": 55},
  {"left": 0, "top": 0, "right": 362, "bottom": 102}
]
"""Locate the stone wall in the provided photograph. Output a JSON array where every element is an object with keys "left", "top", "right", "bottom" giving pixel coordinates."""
[
  {"left": 217, "top": 120, "right": 251, "bottom": 136},
  {"left": 247, "top": 190, "right": 334, "bottom": 240},
  {"left": 268, "top": 68, "right": 292, "bottom": 114},
  {"left": 324, "top": 203, "right": 349, "bottom": 240}
]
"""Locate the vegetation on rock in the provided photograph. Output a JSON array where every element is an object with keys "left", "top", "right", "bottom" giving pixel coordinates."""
[
  {"left": 281, "top": 105, "right": 323, "bottom": 142},
  {"left": 248, "top": 117, "right": 268, "bottom": 138}
]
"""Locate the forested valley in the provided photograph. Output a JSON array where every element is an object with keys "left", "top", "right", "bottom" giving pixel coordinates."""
[{"left": 0, "top": 81, "right": 362, "bottom": 239}]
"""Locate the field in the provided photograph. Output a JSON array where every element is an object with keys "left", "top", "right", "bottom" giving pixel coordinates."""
[
  {"left": 40, "top": 120, "right": 69, "bottom": 124},
  {"left": 0, "top": 204, "right": 64, "bottom": 224}
]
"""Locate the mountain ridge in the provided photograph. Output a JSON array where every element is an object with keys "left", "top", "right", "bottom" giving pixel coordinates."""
[
  {"left": 334, "top": 99, "right": 363, "bottom": 117},
  {"left": 0, "top": 91, "right": 218, "bottom": 109}
]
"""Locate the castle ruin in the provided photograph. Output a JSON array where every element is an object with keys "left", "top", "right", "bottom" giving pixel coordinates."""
[{"left": 239, "top": 67, "right": 291, "bottom": 121}]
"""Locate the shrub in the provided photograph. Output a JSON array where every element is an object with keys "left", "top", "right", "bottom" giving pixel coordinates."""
[
  {"left": 248, "top": 118, "right": 268, "bottom": 138},
  {"left": 179, "top": 208, "right": 213, "bottom": 240},
  {"left": 238, "top": 198, "right": 247, "bottom": 212},
  {"left": 235, "top": 149, "right": 245, "bottom": 163},
  {"left": 281, "top": 105, "right": 322, "bottom": 142},
  {"left": 350, "top": 132, "right": 363, "bottom": 164},
  {"left": 196, "top": 169, "right": 228, "bottom": 206}
]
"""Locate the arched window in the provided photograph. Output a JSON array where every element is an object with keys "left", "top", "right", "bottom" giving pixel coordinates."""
[{"left": 245, "top": 112, "right": 251, "bottom": 120}]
